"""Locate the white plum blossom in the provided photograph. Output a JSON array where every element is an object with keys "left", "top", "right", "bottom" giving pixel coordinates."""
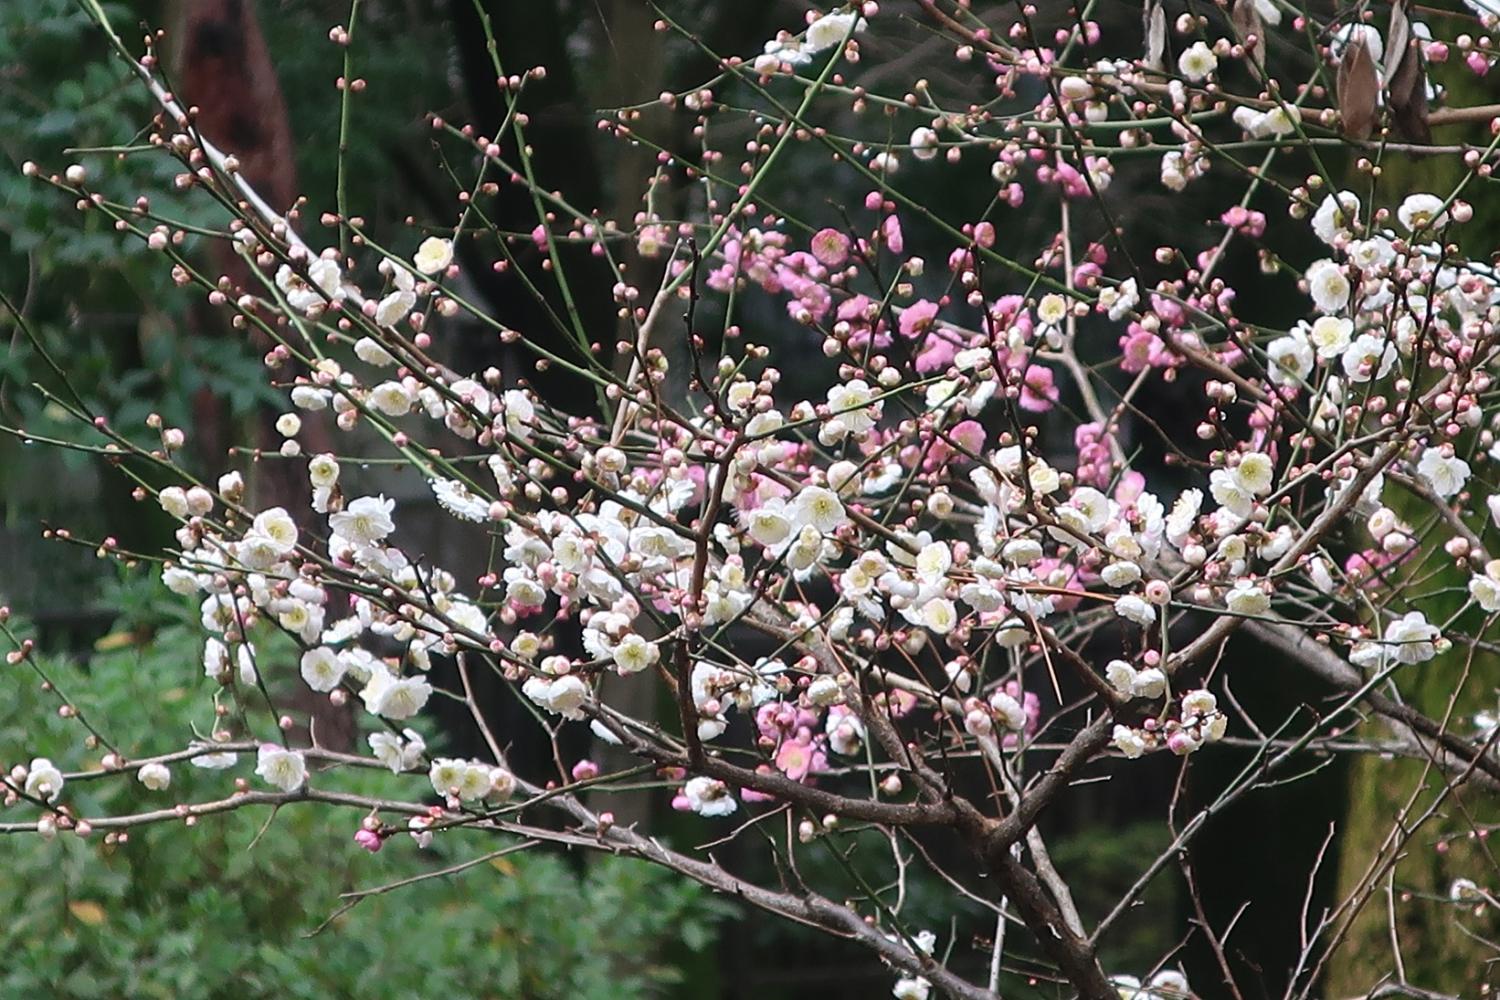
[
  {"left": 136, "top": 762, "right": 171, "bottom": 791},
  {"left": 413, "top": 236, "right": 453, "bottom": 274},
  {"left": 1114, "top": 594, "right": 1157, "bottom": 627},
  {"left": 914, "top": 541, "right": 952, "bottom": 583},
  {"left": 299, "top": 647, "right": 346, "bottom": 692},
  {"left": 1469, "top": 562, "right": 1500, "bottom": 612},
  {"left": 370, "top": 381, "right": 414, "bottom": 416},
  {"left": 1416, "top": 447, "right": 1470, "bottom": 498},
  {"left": 1245, "top": 104, "right": 1295, "bottom": 137},
  {"left": 1146, "top": 970, "right": 1192, "bottom": 998},
  {"left": 804, "top": 10, "right": 865, "bottom": 53},
  {"left": 524, "top": 670, "right": 590, "bottom": 720},
  {"left": 374, "top": 287, "right": 416, "bottom": 328},
  {"left": 612, "top": 633, "right": 660, "bottom": 675},
  {"left": 1267, "top": 333, "right": 1315, "bottom": 387},
  {"left": 892, "top": 977, "right": 931, "bottom": 1000},
  {"left": 1397, "top": 193, "right": 1448, "bottom": 233},
  {"left": 430, "top": 478, "right": 490, "bottom": 522},
  {"left": 291, "top": 385, "right": 331, "bottom": 410},
  {"left": 1105, "top": 660, "right": 1166, "bottom": 699},
  {"left": 158, "top": 486, "right": 190, "bottom": 518},
  {"left": 428, "top": 757, "right": 492, "bottom": 800},
  {"left": 682, "top": 775, "right": 738, "bottom": 817},
  {"left": 826, "top": 708, "right": 865, "bottom": 755},
  {"left": 1166, "top": 489, "right": 1202, "bottom": 545},
  {"left": 255, "top": 745, "right": 307, "bottom": 792},
  {"left": 1105, "top": 659, "right": 1136, "bottom": 695},
  {"left": 24, "top": 758, "right": 64, "bottom": 802},
  {"left": 1177, "top": 41, "right": 1217, "bottom": 81},
  {"left": 919, "top": 597, "right": 959, "bottom": 634},
  {"left": 1111, "top": 725, "right": 1148, "bottom": 758},
  {"left": 1306, "top": 316, "right": 1353, "bottom": 360},
  {"left": 1100, "top": 277, "right": 1139, "bottom": 321},
  {"left": 276, "top": 256, "right": 344, "bottom": 314},
  {"left": 908, "top": 127, "right": 939, "bottom": 161},
  {"left": 1224, "top": 580, "right": 1271, "bottom": 616},
  {"left": 807, "top": 675, "right": 844, "bottom": 707},
  {"left": 369, "top": 728, "right": 426, "bottom": 774},
  {"left": 360, "top": 668, "right": 433, "bottom": 720},
  {"left": 1209, "top": 468, "right": 1254, "bottom": 519},
  {"left": 826, "top": 379, "right": 879, "bottom": 437},
  {"left": 1312, "top": 191, "right": 1361, "bottom": 245},
  {"left": 1383, "top": 611, "right": 1441, "bottom": 665},
  {"left": 1100, "top": 561, "right": 1142, "bottom": 587},
  {"left": 1233, "top": 453, "right": 1274, "bottom": 495},
  {"left": 745, "top": 502, "right": 793, "bottom": 549},
  {"left": 1130, "top": 668, "right": 1167, "bottom": 700},
  {"left": 990, "top": 690, "right": 1027, "bottom": 730},
  {"left": 1160, "top": 150, "right": 1189, "bottom": 191},
  {"left": 792, "top": 486, "right": 847, "bottom": 534},
  {"left": 1305, "top": 259, "right": 1351, "bottom": 314},
  {"left": 489, "top": 767, "right": 518, "bottom": 800},
  {"left": 354, "top": 336, "right": 395, "bottom": 367},
  {"left": 308, "top": 453, "right": 340, "bottom": 488},
  {"left": 329, "top": 495, "right": 396, "bottom": 546},
  {"left": 1349, "top": 236, "right": 1396, "bottom": 274},
  {"left": 1331, "top": 23, "right": 1384, "bottom": 65},
  {"left": 1341, "top": 333, "right": 1397, "bottom": 383}
]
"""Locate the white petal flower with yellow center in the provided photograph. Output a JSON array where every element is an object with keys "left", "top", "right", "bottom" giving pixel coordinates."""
[
  {"left": 330, "top": 495, "right": 396, "bottom": 546},
  {"left": 255, "top": 745, "right": 307, "bottom": 792},
  {"left": 413, "top": 236, "right": 453, "bottom": 275}
]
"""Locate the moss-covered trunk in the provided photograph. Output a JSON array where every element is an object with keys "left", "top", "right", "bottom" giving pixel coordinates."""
[{"left": 1324, "top": 663, "right": 1498, "bottom": 995}]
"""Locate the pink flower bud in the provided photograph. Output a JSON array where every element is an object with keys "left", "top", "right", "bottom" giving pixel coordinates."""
[{"left": 1166, "top": 731, "right": 1197, "bottom": 756}]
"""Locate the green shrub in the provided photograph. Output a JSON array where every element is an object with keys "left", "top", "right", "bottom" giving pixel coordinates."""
[{"left": 0, "top": 580, "right": 727, "bottom": 999}]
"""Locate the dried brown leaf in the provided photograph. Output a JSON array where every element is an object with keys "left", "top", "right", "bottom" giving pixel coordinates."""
[
  {"left": 1143, "top": 1, "right": 1166, "bottom": 71},
  {"left": 1232, "top": 0, "right": 1266, "bottom": 72},
  {"left": 1337, "top": 36, "right": 1380, "bottom": 140},
  {"left": 1384, "top": 0, "right": 1411, "bottom": 85},
  {"left": 1388, "top": 37, "right": 1432, "bottom": 142}
]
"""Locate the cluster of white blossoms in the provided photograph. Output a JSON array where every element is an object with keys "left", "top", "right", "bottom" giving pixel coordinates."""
[
  {"left": 1110, "top": 690, "right": 1228, "bottom": 760},
  {"left": 150, "top": 240, "right": 526, "bottom": 790},
  {"left": 1268, "top": 189, "right": 1485, "bottom": 398},
  {"left": 1349, "top": 612, "right": 1445, "bottom": 671},
  {"left": 22, "top": 14, "right": 1454, "bottom": 859},
  {"left": 754, "top": 8, "right": 867, "bottom": 73},
  {"left": 1111, "top": 969, "right": 1191, "bottom": 1000},
  {"left": 274, "top": 252, "right": 345, "bottom": 316},
  {"left": 127, "top": 144, "right": 1484, "bottom": 828},
  {"left": 428, "top": 757, "right": 517, "bottom": 803},
  {"left": 691, "top": 657, "right": 784, "bottom": 741},
  {"left": 162, "top": 481, "right": 457, "bottom": 744},
  {"left": 889, "top": 929, "right": 939, "bottom": 999}
]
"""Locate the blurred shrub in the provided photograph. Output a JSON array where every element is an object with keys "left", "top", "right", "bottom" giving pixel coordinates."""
[{"left": 0, "top": 577, "right": 728, "bottom": 999}]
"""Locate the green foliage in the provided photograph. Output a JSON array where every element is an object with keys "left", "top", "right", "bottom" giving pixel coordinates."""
[
  {"left": 0, "top": 580, "right": 727, "bottom": 999},
  {"left": 1050, "top": 820, "right": 1177, "bottom": 976},
  {"left": 0, "top": 1, "right": 223, "bottom": 439},
  {"left": 0, "top": 0, "right": 456, "bottom": 614}
]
